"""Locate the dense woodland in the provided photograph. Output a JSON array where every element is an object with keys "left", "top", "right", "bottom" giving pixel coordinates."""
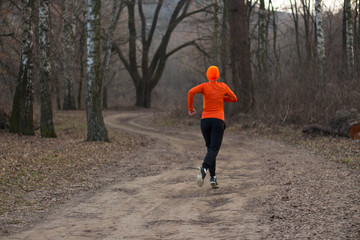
[{"left": 1, "top": 0, "right": 360, "bottom": 140}]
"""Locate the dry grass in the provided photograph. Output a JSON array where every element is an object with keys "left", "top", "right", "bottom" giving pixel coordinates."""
[
  {"left": 229, "top": 121, "right": 360, "bottom": 169},
  {"left": 155, "top": 110, "right": 360, "bottom": 169},
  {"left": 0, "top": 110, "right": 144, "bottom": 229}
]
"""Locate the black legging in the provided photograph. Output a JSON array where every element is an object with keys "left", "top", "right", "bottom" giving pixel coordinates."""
[{"left": 201, "top": 118, "right": 225, "bottom": 177}]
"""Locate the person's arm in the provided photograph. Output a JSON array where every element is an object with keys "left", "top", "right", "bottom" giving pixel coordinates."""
[
  {"left": 223, "top": 85, "right": 237, "bottom": 102},
  {"left": 188, "top": 84, "right": 203, "bottom": 115}
]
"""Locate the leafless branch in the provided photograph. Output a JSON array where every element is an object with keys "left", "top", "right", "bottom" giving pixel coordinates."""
[{"left": 0, "top": 33, "right": 15, "bottom": 37}]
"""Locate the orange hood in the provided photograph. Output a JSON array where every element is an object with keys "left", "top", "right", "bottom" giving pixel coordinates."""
[{"left": 206, "top": 66, "right": 220, "bottom": 81}]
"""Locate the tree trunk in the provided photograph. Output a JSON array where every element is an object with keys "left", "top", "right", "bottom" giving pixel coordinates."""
[
  {"left": 270, "top": 0, "right": 281, "bottom": 80},
  {"left": 39, "top": 0, "right": 56, "bottom": 138},
  {"left": 344, "top": 0, "right": 355, "bottom": 74},
  {"left": 290, "top": 0, "right": 302, "bottom": 64},
  {"left": 221, "top": 0, "right": 230, "bottom": 116},
  {"left": 62, "top": 0, "right": 76, "bottom": 110},
  {"left": 303, "top": 109, "right": 360, "bottom": 139},
  {"left": 301, "top": 0, "right": 313, "bottom": 62},
  {"left": 342, "top": 0, "right": 347, "bottom": 64},
  {"left": 226, "top": 0, "right": 255, "bottom": 113},
  {"left": 135, "top": 81, "right": 152, "bottom": 108},
  {"left": 213, "top": 0, "right": 220, "bottom": 66},
  {"left": 115, "top": 0, "right": 210, "bottom": 108},
  {"left": 102, "top": 86, "right": 108, "bottom": 109},
  {"left": 357, "top": 0, "right": 360, "bottom": 79},
  {"left": 78, "top": 0, "right": 87, "bottom": 110},
  {"left": 9, "top": 78, "right": 21, "bottom": 133},
  {"left": 258, "top": 0, "right": 267, "bottom": 85},
  {"left": 86, "top": 0, "right": 108, "bottom": 141},
  {"left": 78, "top": 56, "right": 84, "bottom": 109},
  {"left": 315, "top": 0, "right": 325, "bottom": 81},
  {"left": 102, "top": 0, "right": 123, "bottom": 109},
  {"left": 54, "top": 64, "right": 62, "bottom": 110},
  {"left": 10, "top": 0, "right": 34, "bottom": 136}
]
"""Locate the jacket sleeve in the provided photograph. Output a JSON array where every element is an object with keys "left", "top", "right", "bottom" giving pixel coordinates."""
[
  {"left": 223, "top": 84, "right": 237, "bottom": 102},
  {"left": 188, "top": 84, "right": 203, "bottom": 111}
]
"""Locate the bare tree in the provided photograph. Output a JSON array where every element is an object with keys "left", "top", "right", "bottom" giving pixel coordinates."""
[
  {"left": 212, "top": 0, "right": 221, "bottom": 66},
  {"left": 86, "top": 0, "right": 108, "bottom": 141},
  {"left": 290, "top": 0, "right": 302, "bottom": 63},
  {"left": 270, "top": 0, "right": 281, "bottom": 79},
  {"left": 246, "top": 0, "right": 257, "bottom": 31},
  {"left": 344, "top": 0, "right": 354, "bottom": 73},
  {"left": 113, "top": 0, "right": 211, "bottom": 108},
  {"left": 225, "top": 0, "right": 255, "bottom": 113},
  {"left": 62, "top": 0, "right": 76, "bottom": 110},
  {"left": 300, "top": 0, "right": 314, "bottom": 62},
  {"left": 39, "top": 0, "right": 56, "bottom": 138},
  {"left": 78, "top": 0, "right": 88, "bottom": 110},
  {"left": 315, "top": 0, "right": 325, "bottom": 80},
  {"left": 220, "top": 0, "right": 228, "bottom": 83},
  {"left": 355, "top": 0, "right": 360, "bottom": 77},
  {"left": 9, "top": 0, "right": 34, "bottom": 135},
  {"left": 102, "top": 0, "right": 124, "bottom": 109},
  {"left": 258, "top": 0, "right": 267, "bottom": 84}
]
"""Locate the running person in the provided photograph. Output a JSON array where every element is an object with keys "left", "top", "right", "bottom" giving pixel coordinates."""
[{"left": 188, "top": 66, "right": 237, "bottom": 188}]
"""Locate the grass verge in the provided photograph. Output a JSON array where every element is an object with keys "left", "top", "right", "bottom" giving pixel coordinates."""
[{"left": 0, "top": 110, "right": 145, "bottom": 233}]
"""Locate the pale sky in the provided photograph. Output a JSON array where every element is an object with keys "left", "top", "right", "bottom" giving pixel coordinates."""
[{"left": 269, "top": 0, "right": 343, "bottom": 13}]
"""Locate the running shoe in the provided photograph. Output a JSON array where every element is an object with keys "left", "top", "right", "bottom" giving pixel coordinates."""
[
  {"left": 196, "top": 167, "right": 206, "bottom": 187},
  {"left": 210, "top": 176, "right": 219, "bottom": 189}
]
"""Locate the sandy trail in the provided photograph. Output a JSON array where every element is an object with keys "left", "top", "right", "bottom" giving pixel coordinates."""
[{"left": 2, "top": 111, "right": 359, "bottom": 239}]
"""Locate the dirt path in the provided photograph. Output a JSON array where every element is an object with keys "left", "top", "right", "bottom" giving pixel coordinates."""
[{"left": 2, "top": 111, "right": 359, "bottom": 239}]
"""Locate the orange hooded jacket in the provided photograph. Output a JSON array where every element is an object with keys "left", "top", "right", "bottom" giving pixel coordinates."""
[{"left": 188, "top": 66, "right": 237, "bottom": 121}]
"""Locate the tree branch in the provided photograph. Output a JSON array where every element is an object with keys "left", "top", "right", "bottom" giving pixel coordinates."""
[
  {"left": 146, "top": 0, "right": 163, "bottom": 46},
  {"left": 112, "top": 42, "right": 139, "bottom": 86},
  {"left": 9, "top": 0, "right": 21, "bottom": 11},
  {"left": 112, "top": 43, "right": 129, "bottom": 70},
  {"left": 127, "top": 0, "right": 139, "bottom": 82},
  {"left": 149, "top": 0, "right": 189, "bottom": 74},
  {"left": 166, "top": 39, "right": 210, "bottom": 60},
  {"left": 138, "top": 0, "right": 147, "bottom": 45},
  {"left": 0, "top": 33, "right": 15, "bottom": 37},
  {"left": 166, "top": 40, "right": 194, "bottom": 59},
  {"left": 176, "top": 4, "right": 214, "bottom": 23},
  {"left": 150, "top": 1, "right": 213, "bottom": 76}
]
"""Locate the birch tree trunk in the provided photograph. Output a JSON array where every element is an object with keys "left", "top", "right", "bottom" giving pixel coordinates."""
[
  {"left": 62, "top": 0, "right": 76, "bottom": 110},
  {"left": 86, "top": 0, "right": 108, "bottom": 141},
  {"left": 315, "top": 0, "right": 325, "bottom": 80},
  {"left": 102, "top": 0, "right": 124, "bottom": 109},
  {"left": 39, "top": 0, "right": 56, "bottom": 138},
  {"left": 225, "top": 0, "right": 255, "bottom": 113},
  {"left": 10, "top": 0, "right": 34, "bottom": 135},
  {"left": 344, "top": 0, "right": 355, "bottom": 73}
]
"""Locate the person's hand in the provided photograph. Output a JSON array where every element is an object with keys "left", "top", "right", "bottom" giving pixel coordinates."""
[{"left": 189, "top": 109, "right": 197, "bottom": 116}]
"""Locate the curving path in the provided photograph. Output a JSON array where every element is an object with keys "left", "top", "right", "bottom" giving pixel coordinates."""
[{"left": 2, "top": 111, "right": 359, "bottom": 239}]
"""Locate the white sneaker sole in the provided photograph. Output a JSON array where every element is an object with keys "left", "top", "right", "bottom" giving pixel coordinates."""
[{"left": 196, "top": 168, "right": 204, "bottom": 187}]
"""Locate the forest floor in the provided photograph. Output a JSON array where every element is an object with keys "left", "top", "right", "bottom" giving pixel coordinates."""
[{"left": 0, "top": 109, "right": 359, "bottom": 239}]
